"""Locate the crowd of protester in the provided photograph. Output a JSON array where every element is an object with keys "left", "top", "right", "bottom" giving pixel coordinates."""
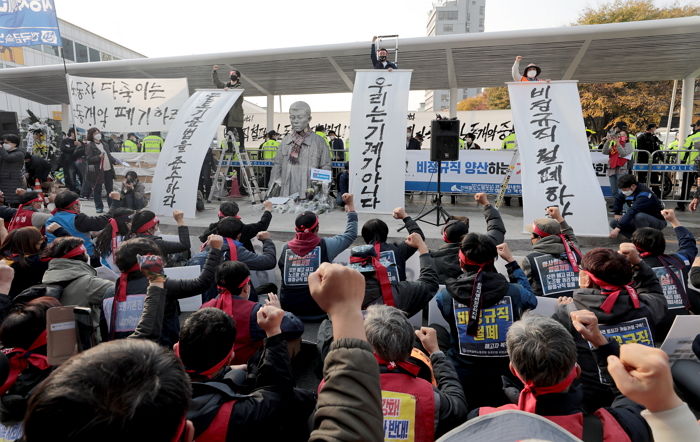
[{"left": 0, "top": 148, "right": 696, "bottom": 441}]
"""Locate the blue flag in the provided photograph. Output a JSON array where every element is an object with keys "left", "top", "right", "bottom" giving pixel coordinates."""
[{"left": 0, "top": 0, "right": 62, "bottom": 47}]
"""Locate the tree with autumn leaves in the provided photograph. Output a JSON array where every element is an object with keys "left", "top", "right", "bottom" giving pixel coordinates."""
[{"left": 457, "top": 0, "right": 699, "bottom": 135}]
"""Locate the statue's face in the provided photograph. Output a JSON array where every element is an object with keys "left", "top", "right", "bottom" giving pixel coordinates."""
[{"left": 289, "top": 108, "right": 310, "bottom": 132}]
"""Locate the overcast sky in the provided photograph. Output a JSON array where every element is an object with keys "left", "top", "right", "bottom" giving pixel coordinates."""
[{"left": 54, "top": 0, "right": 686, "bottom": 111}]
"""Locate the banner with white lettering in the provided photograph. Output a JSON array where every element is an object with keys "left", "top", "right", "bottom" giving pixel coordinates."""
[
  {"left": 0, "top": 0, "right": 61, "bottom": 47},
  {"left": 404, "top": 150, "right": 613, "bottom": 195},
  {"left": 150, "top": 89, "right": 243, "bottom": 218},
  {"left": 350, "top": 70, "right": 412, "bottom": 213},
  {"left": 66, "top": 75, "right": 189, "bottom": 132},
  {"left": 507, "top": 81, "right": 609, "bottom": 236}
]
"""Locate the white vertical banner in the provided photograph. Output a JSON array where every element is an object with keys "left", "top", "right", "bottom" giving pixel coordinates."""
[
  {"left": 66, "top": 75, "right": 189, "bottom": 132},
  {"left": 350, "top": 70, "right": 412, "bottom": 213},
  {"left": 507, "top": 81, "right": 609, "bottom": 236},
  {"left": 150, "top": 89, "right": 243, "bottom": 218}
]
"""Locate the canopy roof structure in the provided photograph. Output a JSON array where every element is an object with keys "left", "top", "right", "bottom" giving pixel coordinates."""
[{"left": 0, "top": 16, "right": 698, "bottom": 106}]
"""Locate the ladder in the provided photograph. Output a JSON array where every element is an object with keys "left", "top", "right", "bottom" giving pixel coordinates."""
[
  {"left": 207, "top": 130, "right": 263, "bottom": 204},
  {"left": 495, "top": 150, "right": 519, "bottom": 209},
  {"left": 377, "top": 34, "right": 399, "bottom": 65}
]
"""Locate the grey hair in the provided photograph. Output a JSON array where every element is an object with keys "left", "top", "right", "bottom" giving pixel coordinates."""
[
  {"left": 364, "top": 305, "right": 413, "bottom": 362},
  {"left": 289, "top": 101, "right": 311, "bottom": 116},
  {"left": 506, "top": 313, "right": 577, "bottom": 387}
]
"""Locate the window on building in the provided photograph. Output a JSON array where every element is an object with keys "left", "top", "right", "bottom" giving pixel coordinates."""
[
  {"left": 41, "top": 45, "right": 59, "bottom": 57},
  {"left": 75, "top": 42, "right": 88, "bottom": 63},
  {"left": 101, "top": 53, "right": 113, "bottom": 61},
  {"left": 61, "top": 38, "right": 74, "bottom": 61},
  {"left": 89, "top": 48, "right": 100, "bottom": 62},
  {"left": 480, "top": 6, "right": 485, "bottom": 16},
  {"left": 438, "top": 10, "right": 458, "bottom": 20},
  {"left": 443, "top": 24, "right": 453, "bottom": 32}
]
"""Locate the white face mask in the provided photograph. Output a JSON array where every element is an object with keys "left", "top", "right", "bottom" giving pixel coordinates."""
[
  {"left": 621, "top": 189, "right": 634, "bottom": 197},
  {"left": 94, "top": 133, "right": 102, "bottom": 142},
  {"left": 2, "top": 143, "right": 11, "bottom": 151},
  {"left": 527, "top": 70, "right": 537, "bottom": 79}
]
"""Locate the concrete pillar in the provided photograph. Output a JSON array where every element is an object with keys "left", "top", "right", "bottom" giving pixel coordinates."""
[
  {"left": 677, "top": 75, "right": 696, "bottom": 146},
  {"left": 61, "top": 103, "right": 72, "bottom": 131},
  {"left": 266, "top": 95, "right": 274, "bottom": 132},
  {"left": 449, "top": 87, "right": 458, "bottom": 118}
]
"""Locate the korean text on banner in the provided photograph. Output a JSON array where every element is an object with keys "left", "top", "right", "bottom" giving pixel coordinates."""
[
  {"left": 507, "top": 81, "right": 609, "bottom": 236},
  {"left": 150, "top": 89, "right": 243, "bottom": 218},
  {"left": 0, "top": 0, "right": 61, "bottom": 47},
  {"left": 66, "top": 75, "right": 189, "bottom": 133},
  {"left": 350, "top": 70, "right": 412, "bottom": 214}
]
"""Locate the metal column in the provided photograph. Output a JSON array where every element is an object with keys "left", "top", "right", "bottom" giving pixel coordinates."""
[
  {"left": 677, "top": 75, "right": 696, "bottom": 145},
  {"left": 266, "top": 95, "right": 274, "bottom": 132},
  {"left": 449, "top": 88, "right": 458, "bottom": 118}
]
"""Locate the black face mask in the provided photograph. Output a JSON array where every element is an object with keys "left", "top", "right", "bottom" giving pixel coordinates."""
[
  {"left": 378, "top": 56, "right": 387, "bottom": 62},
  {"left": 230, "top": 75, "right": 238, "bottom": 82}
]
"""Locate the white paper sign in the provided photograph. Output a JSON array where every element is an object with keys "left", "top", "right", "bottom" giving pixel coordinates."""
[
  {"left": 310, "top": 168, "right": 332, "bottom": 183},
  {"left": 66, "top": 75, "right": 189, "bottom": 132},
  {"left": 164, "top": 265, "right": 204, "bottom": 312},
  {"left": 150, "top": 89, "right": 243, "bottom": 218},
  {"left": 660, "top": 315, "right": 700, "bottom": 362},
  {"left": 507, "top": 81, "right": 609, "bottom": 236},
  {"left": 350, "top": 70, "right": 412, "bottom": 214}
]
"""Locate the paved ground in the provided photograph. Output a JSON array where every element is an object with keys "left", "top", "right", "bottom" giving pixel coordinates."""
[{"left": 82, "top": 193, "right": 700, "bottom": 257}]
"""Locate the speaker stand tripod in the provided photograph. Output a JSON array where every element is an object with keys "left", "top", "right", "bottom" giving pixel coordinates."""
[{"left": 399, "top": 160, "right": 452, "bottom": 230}]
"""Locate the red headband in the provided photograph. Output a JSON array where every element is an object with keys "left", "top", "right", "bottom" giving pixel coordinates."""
[
  {"left": 442, "top": 230, "right": 451, "bottom": 243},
  {"left": 170, "top": 416, "right": 187, "bottom": 442},
  {"left": 136, "top": 217, "right": 159, "bottom": 234},
  {"left": 295, "top": 216, "right": 319, "bottom": 233},
  {"left": 583, "top": 270, "right": 639, "bottom": 313},
  {"left": 52, "top": 198, "right": 80, "bottom": 215},
  {"left": 173, "top": 342, "right": 233, "bottom": 379},
  {"left": 61, "top": 244, "right": 87, "bottom": 259},
  {"left": 532, "top": 223, "right": 581, "bottom": 272},
  {"left": 375, "top": 354, "right": 420, "bottom": 377},
  {"left": 0, "top": 330, "right": 49, "bottom": 395},
  {"left": 350, "top": 243, "right": 395, "bottom": 307},
  {"left": 514, "top": 365, "right": 578, "bottom": 413}
]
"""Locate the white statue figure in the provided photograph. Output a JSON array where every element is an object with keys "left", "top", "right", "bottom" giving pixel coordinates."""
[{"left": 268, "top": 101, "right": 331, "bottom": 198}]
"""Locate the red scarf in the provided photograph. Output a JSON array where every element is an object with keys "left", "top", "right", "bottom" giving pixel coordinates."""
[
  {"left": 608, "top": 138, "right": 628, "bottom": 169},
  {"left": 211, "top": 277, "right": 251, "bottom": 315},
  {"left": 583, "top": 270, "right": 639, "bottom": 313},
  {"left": 288, "top": 217, "right": 321, "bottom": 256},
  {"left": 350, "top": 243, "right": 395, "bottom": 307},
  {"left": 532, "top": 223, "right": 581, "bottom": 272},
  {"left": 111, "top": 264, "right": 140, "bottom": 338},
  {"left": 375, "top": 354, "right": 420, "bottom": 376},
  {"left": 225, "top": 238, "right": 238, "bottom": 261},
  {"left": 108, "top": 218, "right": 119, "bottom": 253},
  {"left": 173, "top": 341, "right": 234, "bottom": 379},
  {"left": 514, "top": 366, "right": 578, "bottom": 413},
  {"left": 458, "top": 249, "right": 491, "bottom": 336},
  {"left": 289, "top": 130, "right": 310, "bottom": 165},
  {"left": 0, "top": 330, "right": 49, "bottom": 395},
  {"left": 51, "top": 198, "right": 79, "bottom": 215},
  {"left": 135, "top": 217, "right": 159, "bottom": 234}
]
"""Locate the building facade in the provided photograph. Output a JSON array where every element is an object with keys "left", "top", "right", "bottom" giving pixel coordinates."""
[
  {"left": 0, "top": 19, "right": 143, "bottom": 130},
  {"left": 424, "top": 0, "right": 486, "bottom": 111}
]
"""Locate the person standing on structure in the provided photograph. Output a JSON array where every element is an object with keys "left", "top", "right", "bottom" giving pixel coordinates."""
[
  {"left": 371, "top": 36, "right": 398, "bottom": 70},
  {"left": 212, "top": 65, "right": 246, "bottom": 149},
  {"left": 512, "top": 55, "right": 542, "bottom": 81}
]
